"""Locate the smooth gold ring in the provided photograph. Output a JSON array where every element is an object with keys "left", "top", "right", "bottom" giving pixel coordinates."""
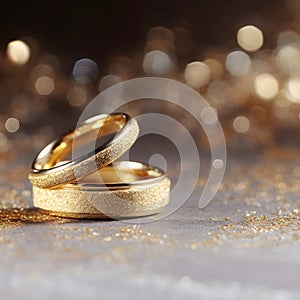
[
  {"left": 29, "top": 113, "right": 139, "bottom": 188},
  {"left": 32, "top": 161, "right": 170, "bottom": 218}
]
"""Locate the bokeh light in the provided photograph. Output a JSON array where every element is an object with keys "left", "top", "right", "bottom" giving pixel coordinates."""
[
  {"left": 72, "top": 58, "right": 98, "bottom": 82},
  {"left": 200, "top": 107, "right": 218, "bottom": 125},
  {"left": 7, "top": 40, "right": 30, "bottom": 65},
  {"left": 184, "top": 61, "right": 211, "bottom": 89},
  {"left": 5, "top": 118, "right": 20, "bottom": 133},
  {"left": 212, "top": 159, "right": 224, "bottom": 169},
  {"left": 233, "top": 116, "right": 250, "bottom": 133},
  {"left": 277, "top": 30, "right": 300, "bottom": 47},
  {"left": 35, "top": 76, "right": 55, "bottom": 95},
  {"left": 143, "top": 50, "right": 173, "bottom": 76},
  {"left": 67, "top": 86, "right": 88, "bottom": 107},
  {"left": 254, "top": 73, "right": 279, "bottom": 100},
  {"left": 285, "top": 77, "right": 300, "bottom": 103},
  {"left": 237, "top": 25, "right": 264, "bottom": 52},
  {"left": 276, "top": 45, "right": 300, "bottom": 75},
  {"left": 2, "top": 6, "right": 300, "bottom": 151},
  {"left": 226, "top": 50, "right": 251, "bottom": 77}
]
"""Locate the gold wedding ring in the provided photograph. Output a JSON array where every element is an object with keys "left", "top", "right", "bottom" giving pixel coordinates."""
[
  {"left": 29, "top": 113, "right": 139, "bottom": 188},
  {"left": 29, "top": 113, "right": 171, "bottom": 219},
  {"left": 32, "top": 161, "right": 170, "bottom": 218}
]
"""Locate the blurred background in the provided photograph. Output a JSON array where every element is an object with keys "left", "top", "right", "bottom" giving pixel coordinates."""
[
  {"left": 0, "top": 0, "right": 291, "bottom": 69},
  {"left": 1, "top": 0, "right": 300, "bottom": 155}
]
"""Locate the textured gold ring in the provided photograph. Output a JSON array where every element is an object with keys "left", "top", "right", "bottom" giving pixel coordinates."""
[
  {"left": 29, "top": 113, "right": 139, "bottom": 188},
  {"left": 32, "top": 161, "right": 170, "bottom": 218}
]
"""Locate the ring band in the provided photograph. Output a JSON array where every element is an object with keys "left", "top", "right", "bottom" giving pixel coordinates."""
[
  {"left": 29, "top": 113, "right": 139, "bottom": 188},
  {"left": 32, "top": 161, "right": 170, "bottom": 218}
]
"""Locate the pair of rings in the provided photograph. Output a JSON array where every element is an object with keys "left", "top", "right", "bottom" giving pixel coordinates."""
[{"left": 28, "top": 113, "right": 170, "bottom": 218}]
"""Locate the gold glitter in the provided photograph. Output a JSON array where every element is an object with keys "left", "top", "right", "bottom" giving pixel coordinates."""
[
  {"left": 52, "top": 224, "right": 174, "bottom": 247},
  {"left": 32, "top": 177, "right": 170, "bottom": 218},
  {"left": 190, "top": 208, "right": 300, "bottom": 249},
  {"left": 0, "top": 208, "right": 69, "bottom": 229}
]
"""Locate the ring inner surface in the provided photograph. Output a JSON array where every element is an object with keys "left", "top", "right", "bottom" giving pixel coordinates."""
[
  {"left": 82, "top": 164, "right": 162, "bottom": 185},
  {"left": 33, "top": 114, "right": 127, "bottom": 171}
]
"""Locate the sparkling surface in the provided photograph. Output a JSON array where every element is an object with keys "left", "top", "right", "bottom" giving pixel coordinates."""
[{"left": 0, "top": 134, "right": 300, "bottom": 299}]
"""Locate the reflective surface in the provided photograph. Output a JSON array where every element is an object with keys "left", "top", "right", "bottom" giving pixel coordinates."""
[{"left": 0, "top": 141, "right": 300, "bottom": 299}]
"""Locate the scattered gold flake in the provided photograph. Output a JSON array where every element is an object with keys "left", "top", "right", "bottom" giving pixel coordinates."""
[
  {"left": 245, "top": 210, "right": 257, "bottom": 217},
  {"left": 52, "top": 224, "right": 173, "bottom": 245},
  {"left": 190, "top": 209, "right": 300, "bottom": 249},
  {"left": 0, "top": 208, "right": 69, "bottom": 229}
]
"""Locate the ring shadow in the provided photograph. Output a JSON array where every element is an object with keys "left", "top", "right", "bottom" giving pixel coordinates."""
[
  {"left": 0, "top": 207, "right": 159, "bottom": 226},
  {"left": 0, "top": 207, "right": 114, "bottom": 226}
]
